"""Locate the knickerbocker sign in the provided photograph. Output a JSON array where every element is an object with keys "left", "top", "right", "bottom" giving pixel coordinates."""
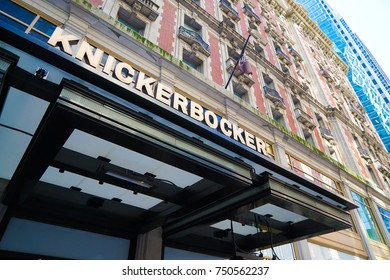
[{"left": 48, "top": 27, "right": 268, "bottom": 156}]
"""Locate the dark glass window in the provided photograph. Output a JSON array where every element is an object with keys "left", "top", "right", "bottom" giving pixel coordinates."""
[
  {"left": 183, "top": 49, "right": 203, "bottom": 73},
  {"left": 0, "top": 0, "right": 56, "bottom": 41},
  {"left": 351, "top": 192, "right": 383, "bottom": 242},
  {"left": 34, "top": 17, "right": 56, "bottom": 36},
  {"left": 0, "top": 13, "right": 26, "bottom": 32},
  {"left": 378, "top": 207, "right": 390, "bottom": 234},
  {"left": 1, "top": 0, "right": 36, "bottom": 23}
]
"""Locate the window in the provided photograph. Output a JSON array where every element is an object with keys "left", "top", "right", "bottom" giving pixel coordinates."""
[
  {"left": 274, "top": 42, "right": 292, "bottom": 69},
  {"left": 308, "top": 243, "right": 363, "bottom": 260},
  {"left": 263, "top": 75, "right": 280, "bottom": 101},
  {"left": 383, "top": 177, "right": 390, "bottom": 192},
  {"left": 232, "top": 82, "right": 248, "bottom": 102},
  {"left": 304, "top": 133, "right": 315, "bottom": 147},
  {"left": 192, "top": 0, "right": 201, "bottom": 6},
  {"left": 286, "top": 154, "right": 343, "bottom": 195},
  {"left": 222, "top": 15, "right": 237, "bottom": 30},
  {"left": 327, "top": 83, "right": 334, "bottom": 93},
  {"left": 182, "top": 49, "right": 203, "bottom": 73},
  {"left": 0, "top": 0, "right": 56, "bottom": 41},
  {"left": 316, "top": 113, "right": 325, "bottom": 128},
  {"left": 378, "top": 207, "right": 390, "bottom": 235},
  {"left": 351, "top": 191, "right": 384, "bottom": 242},
  {"left": 118, "top": 7, "right": 146, "bottom": 35},
  {"left": 184, "top": 15, "right": 202, "bottom": 35},
  {"left": 179, "top": 15, "right": 209, "bottom": 57},
  {"left": 272, "top": 109, "right": 285, "bottom": 127},
  {"left": 254, "top": 43, "right": 265, "bottom": 57},
  {"left": 293, "top": 100, "right": 315, "bottom": 144},
  {"left": 368, "top": 166, "right": 381, "bottom": 188},
  {"left": 263, "top": 74, "right": 275, "bottom": 90},
  {"left": 219, "top": 0, "right": 239, "bottom": 31}
]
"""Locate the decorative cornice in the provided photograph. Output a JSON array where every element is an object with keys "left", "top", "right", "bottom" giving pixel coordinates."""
[
  {"left": 266, "top": 0, "right": 286, "bottom": 17},
  {"left": 284, "top": 0, "right": 349, "bottom": 74}
]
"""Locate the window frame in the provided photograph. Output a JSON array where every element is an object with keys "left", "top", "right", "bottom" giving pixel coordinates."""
[
  {"left": 351, "top": 191, "right": 384, "bottom": 243},
  {"left": 0, "top": 0, "right": 57, "bottom": 41},
  {"left": 116, "top": 5, "right": 149, "bottom": 36}
]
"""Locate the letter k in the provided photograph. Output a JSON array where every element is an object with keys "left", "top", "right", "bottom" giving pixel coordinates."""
[{"left": 48, "top": 27, "right": 79, "bottom": 55}]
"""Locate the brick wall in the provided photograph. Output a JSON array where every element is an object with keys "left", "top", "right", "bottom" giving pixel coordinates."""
[
  {"left": 209, "top": 32, "right": 224, "bottom": 85},
  {"left": 157, "top": 1, "right": 177, "bottom": 54}
]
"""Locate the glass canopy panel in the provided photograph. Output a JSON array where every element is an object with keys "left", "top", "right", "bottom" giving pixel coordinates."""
[
  {"left": 211, "top": 220, "right": 260, "bottom": 236},
  {"left": 63, "top": 130, "right": 203, "bottom": 188},
  {"left": 0, "top": 127, "right": 31, "bottom": 180},
  {"left": 40, "top": 166, "right": 162, "bottom": 209},
  {"left": 250, "top": 204, "right": 307, "bottom": 224},
  {"left": 0, "top": 87, "right": 49, "bottom": 135}
]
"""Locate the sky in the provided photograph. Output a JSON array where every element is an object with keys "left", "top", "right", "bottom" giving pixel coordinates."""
[{"left": 325, "top": 0, "right": 390, "bottom": 77}]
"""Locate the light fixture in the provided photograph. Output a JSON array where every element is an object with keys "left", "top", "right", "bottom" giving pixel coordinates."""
[
  {"left": 104, "top": 170, "right": 153, "bottom": 189},
  {"left": 35, "top": 67, "right": 49, "bottom": 79}
]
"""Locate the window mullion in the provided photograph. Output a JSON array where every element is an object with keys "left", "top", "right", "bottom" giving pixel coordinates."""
[{"left": 25, "top": 15, "right": 40, "bottom": 34}]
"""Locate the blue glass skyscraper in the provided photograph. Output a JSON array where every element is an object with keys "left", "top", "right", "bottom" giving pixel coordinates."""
[{"left": 295, "top": 0, "right": 390, "bottom": 152}]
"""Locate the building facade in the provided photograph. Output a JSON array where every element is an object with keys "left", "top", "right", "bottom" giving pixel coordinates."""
[
  {"left": 295, "top": 0, "right": 390, "bottom": 153},
  {"left": 0, "top": 0, "right": 389, "bottom": 260}
]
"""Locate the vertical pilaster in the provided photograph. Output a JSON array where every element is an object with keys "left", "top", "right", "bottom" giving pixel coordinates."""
[
  {"left": 294, "top": 240, "right": 312, "bottom": 260},
  {"left": 273, "top": 141, "right": 289, "bottom": 168}
]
